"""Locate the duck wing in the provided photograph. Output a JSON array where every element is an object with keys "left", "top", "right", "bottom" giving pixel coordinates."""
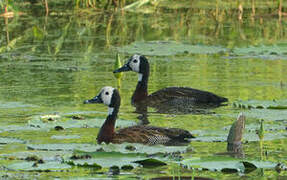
[
  {"left": 113, "top": 125, "right": 194, "bottom": 145},
  {"left": 148, "top": 87, "right": 228, "bottom": 105}
]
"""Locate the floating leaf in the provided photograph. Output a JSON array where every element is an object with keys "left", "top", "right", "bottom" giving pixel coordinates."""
[
  {"left": 27, "top": 142, "right": 188, "bottom": 155},
  {"left": 27, "top": 143, "right": 94, "bottom": 151},
  {"left": 181, "top": 157, "right": 244, "bottom": 173},
  {"left": 151, "top": 176, "right": 214, "bottom": 180},
  {"left": 6, "top": 161, "right": 71, "bottom": 171},
  {"left": 1, "top": 151, "right": 71, "bottom": 161},
  {"left": 231, "top": 109, "right": 287, "bottom": 121},
  {"left": 231, "top": 45, "right": 287, "bottom": 60},
  {"left": 192, "top": 121, "right": 287, "bottom": 142},
  {"left": 66, "top": 151, "right": 166, "bottom": 168},
  {"left": 0, "top": 124, "right": 38, "bottom": 133},
  {"left": 181, "top": 156, "right": 278, "bottom": 173},
  {"left": 76, "top": 143, "right": 189, "bottom": 155},
  {"left": 233, "top": 100, "right": 287, "bottom": 109},
  {"left": 118, "top": 41, "right": 227, "bottom": 56},
  {"left": 0, "top": 137, "right": 25, "bottom": 144},
  {"left": 28, "top": 115, "right": 136, "bottom": 130}
]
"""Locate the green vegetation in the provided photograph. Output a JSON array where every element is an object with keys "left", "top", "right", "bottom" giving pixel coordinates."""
[{"left": 0, "top": 0, "right": 287, "bottom": 179}]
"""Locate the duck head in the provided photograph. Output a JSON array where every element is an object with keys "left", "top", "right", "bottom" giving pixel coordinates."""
[
  {"left": 84, "top": 86, "right": 121, "bottom": 110},
  {"left": 113, "top": 54, "right": 149, "bottom": 74}
]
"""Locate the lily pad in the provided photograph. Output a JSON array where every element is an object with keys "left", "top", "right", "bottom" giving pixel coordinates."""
[
  {"left": 66, "top": 151, "right": 165, "bottom": 168},
  {"left": 1, "top": 151, "right": 72, "bottom": 161},
  {"left": 231, "top": 44, "right": 287, "bottom": 60},
  {"left": 232, "top": 109, "right": 287, "bottom": 121},
  {"left": 27, "top": 143, "right": 189, "bottom": 155},
  {"left": 0, "top": 137, "right": 25, "bottom": 144},
  {"left": 0, "top": 124, "right": 39, "bottom": 133},
  {"left": 27, "top": 143, "right": 94, "bottom": 151},
  {"left": 181, "top": 156, "right": 278, "bottom": 173},
  {"left": 233, "top": 100, "right": 287, "bottom": 109},
  {"left": 76, "top": 143, "right": 189, "bottom": 155},
  {"left": 6, "top": 161, "right": 71, "bottom": 171},
  {"left": 28, "top": 115, "right": 136, "bottom": 130},
  {"left": 192, "top": 122, "right": 287, "bottom": 142},
  {"left": 118, "top": 41, "right": 227, "bottom": 56}
]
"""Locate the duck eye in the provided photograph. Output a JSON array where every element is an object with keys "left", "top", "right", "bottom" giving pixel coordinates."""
[
  {"left": 133, "top": 59, "right": 138, "bottom": 63},
  {"left": 105, "top": 92, "right": 109, "bottom": 95}
]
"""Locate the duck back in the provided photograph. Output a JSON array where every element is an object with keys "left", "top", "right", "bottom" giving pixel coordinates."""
[
  {"left": 112, "top": 125, "right": 194, "bottom": 145},
  {"left": 148, "top": 87, "right": 228, "bottom": 106}
]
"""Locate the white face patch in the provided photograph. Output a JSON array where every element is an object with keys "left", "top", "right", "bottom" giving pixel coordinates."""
[
  {"left": 100, "top": 86, "right": 114, "bottom": 106},
  {"left": 129, "top": 54, "right": 141, "bottom": 73}
]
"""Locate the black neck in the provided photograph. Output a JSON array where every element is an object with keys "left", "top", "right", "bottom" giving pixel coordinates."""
[
  {"left": 97, "top": 90, "right": 121, "bottom": 144},
  {"left": 132, "top": 57, "right": 150, "bottom": 103},
  {"left": 132, "top": 71, "right": 149, "bottom": 103}
]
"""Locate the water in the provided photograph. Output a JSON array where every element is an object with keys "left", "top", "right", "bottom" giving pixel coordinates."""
[{"left": 0, "top": 1, "right": 287, "bottom": 179}]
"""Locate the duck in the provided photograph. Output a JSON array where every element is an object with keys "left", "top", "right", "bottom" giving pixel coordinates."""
[
  {"left": 84, "top": 86, "right": 194, "bottom": 145},
  {"left": 113, "top": 54, "right": 228, "bottom": 113}
]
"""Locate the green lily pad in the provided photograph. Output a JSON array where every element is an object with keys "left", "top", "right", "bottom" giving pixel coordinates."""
[
  {"left": 181, "top": 156, "right": 278, "bottom": 173},
  {"left": 231, "top": 44, "right": 287, "bottom": 60},
  {"left": 27, "top": 143, "right": 94, "bottom": 151},
  {"left": 6, "top": 161, "right": 71, "bottom": 171},
  {"left": 192, "top": 122, "right": 287, "bottom": 142},
  {"left": 0, "top": 137, "right": 25, "bottom": 144},
  {"left": 76, "top": 143, "right": 189, "bottom": 155},
  {"left": 233, "top": 100, "right": 287, "bottom": 109},
  {"left": 27, "top": 143, "right": 189, "bottom": 155},
  {"left": 66, "top": 151, "right": 166, "bottom": 168},
  {"left": 1, "top": 151, "right": 72, "bottom": 161},
  {"left": 118, "top": 41, "right": 227, "bottom": 56},
  {"left": 28, "top": 115, "right": 136, "bottom": 130},
  {"left": 232, "top": 109, "right": 287, "bottom": 121}
]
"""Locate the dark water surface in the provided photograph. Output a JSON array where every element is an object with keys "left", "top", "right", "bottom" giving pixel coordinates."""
[{"left": 0, "top": 1, "right": 287, "bottom": 179}]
